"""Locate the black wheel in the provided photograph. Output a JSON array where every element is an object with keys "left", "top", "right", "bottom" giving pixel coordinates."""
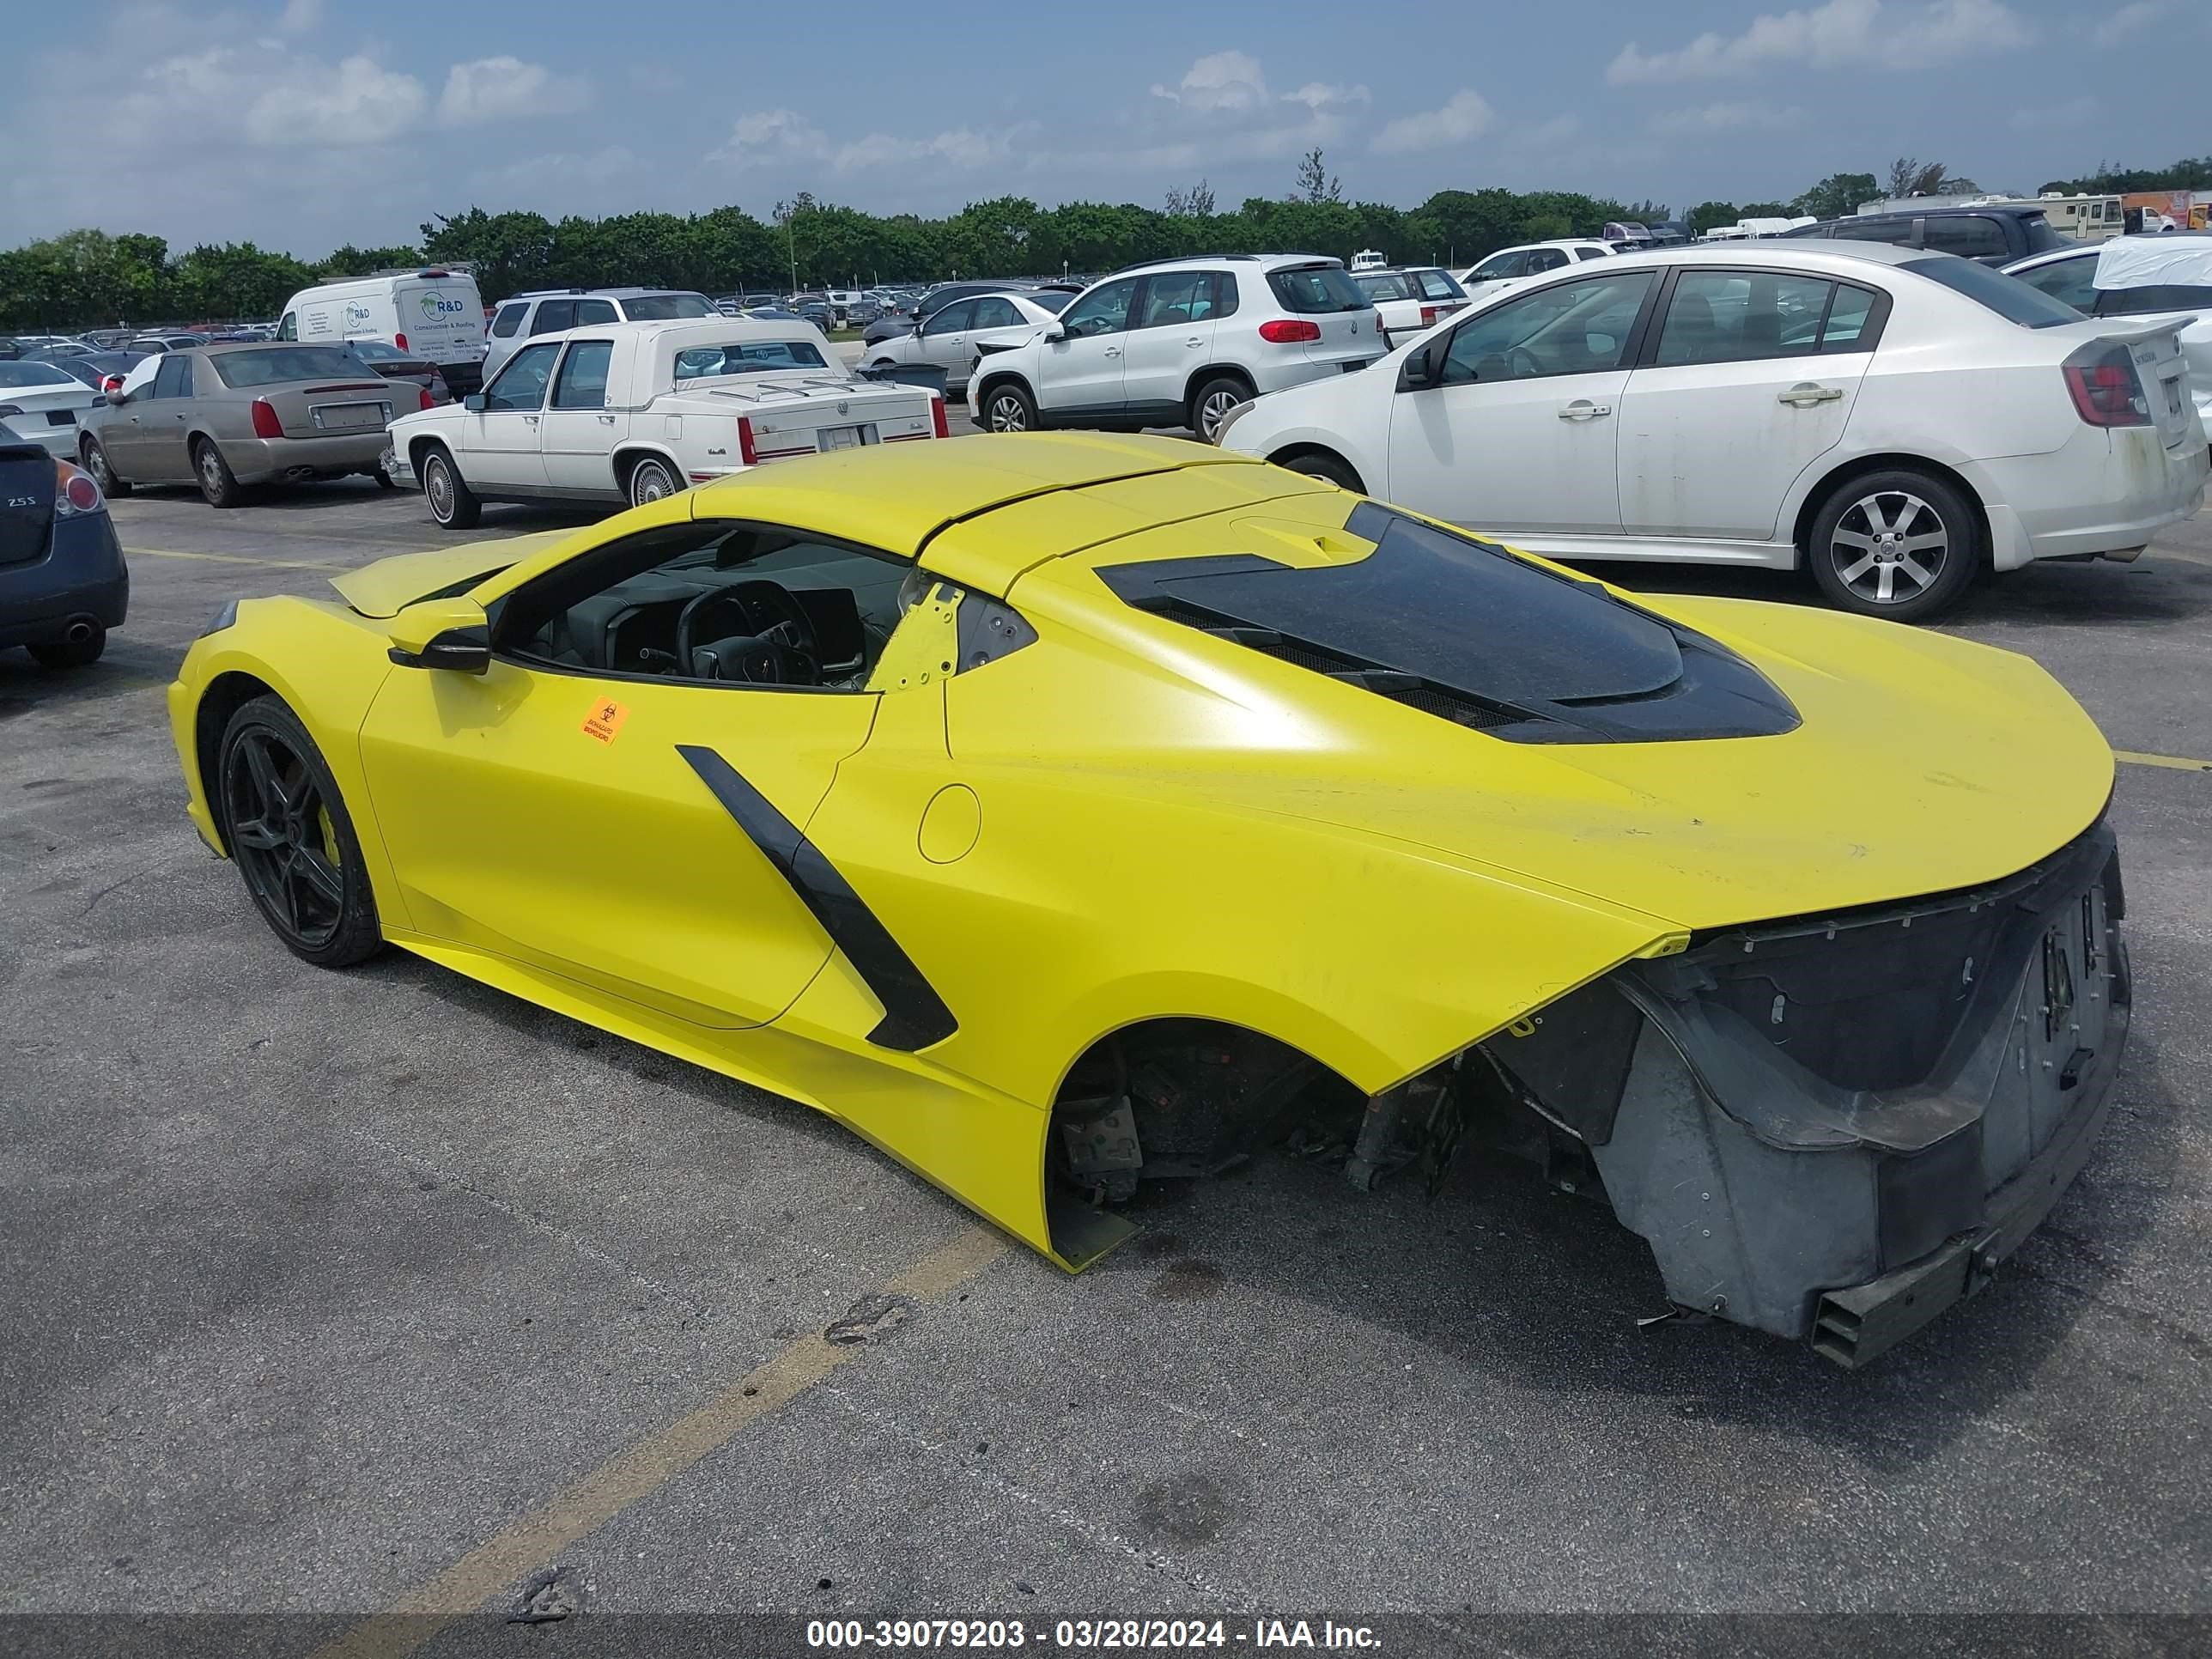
[
  {"left": 1276, "top": 450, "right": 1364, "bottom": 493},
  {"left": 372, "top": 463, "right": 398, "bottom": 489},
  {"left": 193, "top": 438, "right": 242, "bottom": 508},
  {"left": 980, "top": 381, "right": 1036, "bottom": 433},
  {"left": 216, "top": 696, "right": 383, "bottom": 968},
  {"left": 28, "top": 627, "right": 106, "bottom": 670},
  {"left": 1807, "top": 468, "right": 1981, "bottom": 622},
  {"left": 79, "top": 435, "right": 128, "bottom": 496},
  {"left": 421, "top": 445, "right": 479, "bottom": 529},
  {"left": 1189, "top": 374, "right": 1253, "bottom": 442},
  {"left": 628, "top": 454, "right": 682, "bottom": 507}
]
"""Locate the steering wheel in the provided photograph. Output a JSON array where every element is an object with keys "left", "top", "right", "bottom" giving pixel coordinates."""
[
  {"left": 676, "top": 580, "right": 820, "bottom": 683},
  {"left": 1506, "top": 345, "right": 1545, "bottom": 380}
]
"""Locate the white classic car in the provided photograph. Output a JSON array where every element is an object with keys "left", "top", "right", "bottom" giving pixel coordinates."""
[{"left": 384, "top": 318, "right": 950, "bottom": 528}]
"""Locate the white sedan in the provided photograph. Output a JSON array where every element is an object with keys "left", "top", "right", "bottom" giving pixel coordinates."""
[
  {"left": 860, "top": 290, "right": 1073, "bottom": 399},
  {"left": 385, "top": 317, "right": 947, "bottom": 527},
  {"left": 2004, "top": 234, "right": 2212, "bottom": 424},
  {"left": 0, "top": 361, "right": 102, "bottom": 459},
  {"left": 1219, "top": 240, "right": 2209, "bottom": 621},
  {"left": 1455, "top": 240, "right": 1616, "bottom": 303}
]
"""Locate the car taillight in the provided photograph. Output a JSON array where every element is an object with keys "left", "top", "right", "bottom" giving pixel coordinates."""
[
  {"left": 1258, "top": 319, "right": 1322, "bottom": 343},
  {"left": 53, "top": 458, "right": 103, "bottom": 517},
  {"left": 737, "top": 415, "right": 759, "bottom": 465},
  {"left": 2062, "top": 342, "right": 2152, "bottom": 427},
  {"left": 930, "top": 395, "right": 950, "bottom": 440},
  {"left": 417, "top": 385, "right": 434, "bottom": 411},
  {"left": 100, "top": 375, "right": 123, "bottom": 393},
  {"left": 251, "top": 398, "right": 284, "bottom": 438},
  {"left": 393, "top": 331, "right": 408, "bottom": 352},
  {"left": 1419, "top": 306, "right": 1438, "bottom": 328}
]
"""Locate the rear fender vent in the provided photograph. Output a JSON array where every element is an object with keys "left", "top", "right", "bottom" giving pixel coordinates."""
[{"left": 1133, "top": 594, "right": 1528, "bottom": 732}]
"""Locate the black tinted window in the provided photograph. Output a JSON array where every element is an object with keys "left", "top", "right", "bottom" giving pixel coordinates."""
[
  {"left": 1827, "top": 218, "right": 1915, "bottom": 245},
  {"left": 2094, "top": 283, "right": 2212, "bottom": 315},
  {"left": 1655, "top": 271, "right": 1835, "bottom": 366},
  {"left": 152, "top": 356, "right": 191, "bottom": 398},
  {"left": 530, "top": 300, "right": 576, "bottom": 334},
  {"left": 1208, "top": 272, "right": 1240, "bottom": 319},
  {"left": 1922, "top": 216, "right": 2008, "bottom": 260},
  {"left": 2020, "top": 212, "right": 2064, "bottom": 254},
  {"left": 575, "top": 300, "right": 619, "bottom": 325},
  {"left": 620, "top": 295, "right": 716, "bottom": 319},
  {"left": 971, "top": 297, "right": 1024, "bottom": 329},
  {"left": 1266, "top": 264, "right": 1368, "bottom": 313},
  {"left": 923, "top": 301, "right": 975, "bottom": 336},
  {"left": 490, "top": 303, "right": 526, "bottom": 338},
  {"left": 1900, "top": 258, "right": 2081, "bottom": 327}
]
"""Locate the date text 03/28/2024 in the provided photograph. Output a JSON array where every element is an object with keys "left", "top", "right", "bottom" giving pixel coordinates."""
[{"left": 805, "top": 1619, "right": 1382, "bottom": 1649}]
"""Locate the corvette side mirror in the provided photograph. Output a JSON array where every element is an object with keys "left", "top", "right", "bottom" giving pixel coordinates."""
[{"left": 388, "top": 598, "right": 491, "bottom": 673}]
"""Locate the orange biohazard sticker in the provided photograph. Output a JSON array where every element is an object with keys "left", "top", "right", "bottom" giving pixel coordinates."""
[{"left": 581, "top": 697, "right": 629, "bottom": 744}]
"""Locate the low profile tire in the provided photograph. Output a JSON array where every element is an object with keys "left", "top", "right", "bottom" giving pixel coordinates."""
[
  {"left": 980, "top": 381, "right": 1036, "bottom": 433},
  {"left": 216, "top": 695, "right": 384, "bottom": 969},
  {"left": 1808, "top": 468, "right": 1982, "bottom": 622},
  {"left": 79, "top": 436, "right": 128, "bottom": 496},
  {"left": 628, "top": 454, "right": 682, "bottom": 507},
  {"left": 421, "top": 445, "right": 479, "bottom": 530},
  {"left": 28, "top": 627, "right": 106, "bottom": 670},
  {"left": 1276, "top": 450, "right": 1364, "bottom": 493},
  {"left": 193, "top": 438, "right": 242, "bottom": 508},
  {"left": 1189, "top": 374, "right": 1253, "bottom": 442}
]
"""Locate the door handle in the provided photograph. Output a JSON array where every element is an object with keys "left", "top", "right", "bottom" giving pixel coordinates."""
[
  {"left": 524, "top": 414, "right": 539, "bottom": 424},
  {"left": 1103, "top": 346, "right": 1122, "bottom": 358},
  {"left": 1557, "top": 400, "right": 1612, "bottom": 421},
  {"left": 597, "top": 414, "right": 615, "bottom": 424},
  {"left": 1186, "top": 337, "right": 1203, "bottom": 347},
  {"left": 1779, "top": 383, "right": 1843, "bottom": 407}
]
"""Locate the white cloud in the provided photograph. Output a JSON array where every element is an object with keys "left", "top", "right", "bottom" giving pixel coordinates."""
[
  {"left": 1649, "top": 100, "right": 1798, "bottom": 137},
  {"left": 1370, "top": 89, "right": 1493, "bottom": 155},
  {"left": 709, "top": 108, "right": 828, "bottom": 167},
  {"left": 2094, "top": 1, "right": 2167, "bottom": 46},
  {"left": 1607, "top": 0, "right": 2032, "bottom": 84},
  {"left": 233, "top": 52, "right": 428, "bottom": 146},
  {"left": 1151, "top": 50, "right": 1271, "bottom": 114},
  {"left": 1285, "top": 82, "right": 1370, "bottom": 112},
  {"left": 711, "top": 110, "right": 1012, "bottom": 175},
  {"left": 437, "top": 56, "right": 591, "bottom": 125},
  {"left": 276, "top": 0, "right": 322, "bottom": 32}
]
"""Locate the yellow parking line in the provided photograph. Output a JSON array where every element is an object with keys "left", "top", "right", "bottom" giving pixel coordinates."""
[
  {"left": 129, "top": 546, "right": 349, "bottom": 572},
  {"left": 2116, "top": 750, "right": 2212, "bottom": 773},
  {"left": 307, "top": 1223, "right": 1009, "bottom": 1659}
]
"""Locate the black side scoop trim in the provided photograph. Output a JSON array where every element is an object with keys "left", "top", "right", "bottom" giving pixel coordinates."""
[{"left": 677, "top": 744, "right": 957, "bottom": 1052}]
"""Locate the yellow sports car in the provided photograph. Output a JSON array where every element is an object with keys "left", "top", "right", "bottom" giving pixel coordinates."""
[{"left": 168, "top": 434, "right": 2129, "bottom": 1366}]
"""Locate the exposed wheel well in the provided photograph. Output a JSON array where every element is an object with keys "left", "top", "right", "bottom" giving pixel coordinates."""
[
  {"left": 1184, "top": 364, "right": 1255, "bottom": 411},
  {"left": 1265, "top": 444, "right": 1366, "bottom": 495},
  {"left": 1045, "top": 1016, "right": 1362, "bottom": 1261},
  {"left": 972, "top": 371, "right": 1034, "bottom": 410},
  {"left": 615, "top": 447, "right": 682, "bottom": 491},
  {"left": 406, "top": 432, "right": 451, "bottom": 477},
  {"left": 193, "top": 671, "right": 279, "bottom": 854},
  {"left": 1792, "top": 453, "right": 1990, "bottom": 569}
]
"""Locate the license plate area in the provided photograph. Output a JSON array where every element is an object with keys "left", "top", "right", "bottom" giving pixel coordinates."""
[
  {"left": 815, "top": 424, "right": 873, "bottom": 452},
  {"left": 311, "top": 402, "right": 390, "bottom": 431}
]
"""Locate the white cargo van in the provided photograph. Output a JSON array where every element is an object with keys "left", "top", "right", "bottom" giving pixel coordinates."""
[{"left": 277, "top": 269, "right": 489, "bottom": 392}]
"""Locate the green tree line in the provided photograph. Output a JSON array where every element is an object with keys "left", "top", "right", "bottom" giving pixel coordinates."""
[{"left": 7, "top": 153, "right": 2206, "bottom": 332}]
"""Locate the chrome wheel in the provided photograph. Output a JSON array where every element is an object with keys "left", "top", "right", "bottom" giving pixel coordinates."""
[
  {"left": 199, "top": 446, "right": 225, "bottom": 491},
  {"left": 81, "top": 440, "right": 116, "bottom": 491},
  {"left": 222, "top": 727, "right": 345, "bottom": 951},
  {"left": 985, "top": 392, "right": 1030, "bottom": 432},
  {"left": 630, "top": 459, "right": 678, "bottom": 506},
  {"left": 1198, "top": 387, "right": 1243, "bottom": 441},
  {"left": 425, "top": 456, "right": 454, "bottom": 521},
  {"left": 1829, "top": 489, "right": 1948, "bottom": 607}
]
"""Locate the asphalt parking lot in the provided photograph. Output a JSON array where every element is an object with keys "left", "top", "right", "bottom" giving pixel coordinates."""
[{"left": 4, "top": 435, "right": 2210, "bottom": 1653}]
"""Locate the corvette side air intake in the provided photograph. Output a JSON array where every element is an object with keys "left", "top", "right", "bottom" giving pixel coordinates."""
[{"left": 1459, "top": 817, "right": 2129, "bottom": 1365}]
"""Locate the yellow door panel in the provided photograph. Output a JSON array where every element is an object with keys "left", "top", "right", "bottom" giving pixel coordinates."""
[{"left": 358, "top": 658, "right": 878, "bottom": 1028}]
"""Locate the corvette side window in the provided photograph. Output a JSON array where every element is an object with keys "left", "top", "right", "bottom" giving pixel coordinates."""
[{"left": 494, "top": 520, "right": 921, "bottom": 690}]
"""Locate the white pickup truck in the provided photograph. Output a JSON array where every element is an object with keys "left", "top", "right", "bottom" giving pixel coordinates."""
[{"left": 384, "top": 317, "right": 949, "bottom": 528}]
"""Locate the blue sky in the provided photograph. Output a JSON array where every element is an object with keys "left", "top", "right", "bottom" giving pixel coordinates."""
[{"left": 3, "top": 0, "right": 2206, "bottom": 257}]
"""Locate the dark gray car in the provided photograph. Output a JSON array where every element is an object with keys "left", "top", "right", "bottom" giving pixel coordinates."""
[{"left": 0, "top": 421, "right": 128, "bottom": 667}]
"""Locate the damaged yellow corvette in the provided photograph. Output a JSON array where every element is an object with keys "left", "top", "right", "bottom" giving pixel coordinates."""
[{"left": 168, "top": 434, "right": 2129, "bottom": 1366}]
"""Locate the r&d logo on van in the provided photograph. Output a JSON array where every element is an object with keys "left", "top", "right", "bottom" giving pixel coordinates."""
[
  {"left": 344, "top": 302, "right": 373, "bottom": 326},
  {"left": 419, "top": 293, "right": 469, "bottom": 319}
]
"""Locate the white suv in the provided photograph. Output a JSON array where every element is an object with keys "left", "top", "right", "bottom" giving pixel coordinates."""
[
  {"left": 968, "top": 254, "right": 1386, "bottom": 441},
  {"left": 483, "top": 288, "right": 720, "bottom": 379}
]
